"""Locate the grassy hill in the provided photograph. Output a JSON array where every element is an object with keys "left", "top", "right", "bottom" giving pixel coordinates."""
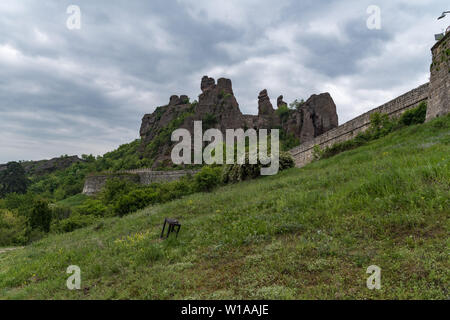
[{"left": 0, "top": 115, "right": 448, "bottom": 300}]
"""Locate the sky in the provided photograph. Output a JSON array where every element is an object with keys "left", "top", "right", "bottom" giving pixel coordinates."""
[{"left": 0, "top": 0, "right": 448, "bottom": 163}]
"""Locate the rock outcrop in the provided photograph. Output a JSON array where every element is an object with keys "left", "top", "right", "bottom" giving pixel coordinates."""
[
  {"left": 277, "top": 95, "right": 287, "bottom": 108},
  {"left": 139, "top": 76, "right": 338, "bottom": 168},
  {"left": 196, "top": 77, "right": 246, "bottom": 132},
  {"left": 0, "top": 156, "right": 84, "bottom": 176},
  {"left": 284, "top": 93, "right": 339, "bottom": 142}
]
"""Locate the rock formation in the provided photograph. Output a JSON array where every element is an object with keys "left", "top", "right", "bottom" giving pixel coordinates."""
[
  {"left": 277, "top": 95, "right": 287, "bottom": 108},
  {"left": 196, "top": 77, "right": 246, "bottom": 132},
  {"left": 139, "top": 76, "right": 338, "bottom": 168},
  {"left": 284, "top": 93, "right": 339, "bottom": 142},
  {"left": 0, "top": 155, "right": 84, "bottom": 176}
]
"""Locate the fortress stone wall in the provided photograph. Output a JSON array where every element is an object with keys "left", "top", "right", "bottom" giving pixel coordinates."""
[
  {"left": 136, "top": 169, "right": 199, "bottom": 185},
  {"left": 290, "top": 32, "right": 449, "bottom": 168},
  {"left": 427, "top": 32, "right": 450, "bottom": 121},
  {"left": 289, "top": 83, "right": 430, "bottom": 168},
  {"left": 82, "top": 174, "right": 140, "bottom": 196},
  {"left": 82, "top": 169, "right": 199, "bottom": 195}
]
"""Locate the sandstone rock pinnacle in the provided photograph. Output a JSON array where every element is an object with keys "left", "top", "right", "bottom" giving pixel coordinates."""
[
  {"left": 201, "top": 76, "right": 215, "bottom": 92},
  {"left": 277, "top": 95, "right": 287, "bottom": 108}
]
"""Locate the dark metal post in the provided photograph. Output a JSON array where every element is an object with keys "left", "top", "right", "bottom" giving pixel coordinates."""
[{"left": 160, "top": 219, "right": 167, "bottom": 239}]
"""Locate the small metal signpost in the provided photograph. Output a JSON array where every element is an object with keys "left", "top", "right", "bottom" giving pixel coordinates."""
[{"left": 160, "top": 218, "right": 181, "bottom": 239}]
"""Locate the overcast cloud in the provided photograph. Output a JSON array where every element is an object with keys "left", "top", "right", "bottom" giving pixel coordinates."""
[{"left": 0, "top": 0, "right": 448, "bottom": 163}]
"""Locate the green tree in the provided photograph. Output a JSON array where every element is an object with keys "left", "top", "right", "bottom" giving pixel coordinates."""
[
  {"left": 29, "top": 200, "right": 52, "bottom": 233},
  {"left": 289, "top": 99, "right": 305, "bottom": 110},
  {"left": 399, "top": 102, "right": 427, "bottom": 126},
  {"left": 0, "top": 209, "right": 29, "bottom": 246},
  {"left": 0, "top": 162, "right": 29, "bottom": 197},
  {"left": 194, "top": 166, "right": 222, "bottom": 192}
]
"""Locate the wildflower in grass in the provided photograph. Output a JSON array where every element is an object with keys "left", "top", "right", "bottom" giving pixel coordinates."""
[{"left": 115, "top": 230, "right": 151, "bottom": 248}]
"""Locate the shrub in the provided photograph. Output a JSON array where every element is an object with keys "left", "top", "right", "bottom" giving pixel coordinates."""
[
  {"left": 100, "top": 178, "right": 137, "bottom": 205},
  {"left": 114, "top": 189, "right": 158, "bottom": 217},
  {"left": 399, "top": 102, "right": 427, "bottom": 126},
  {"left": 194, "top": 166, "right": 223, "bottom": 192},
  {"left": 313, "top": 145, "right": 323, "bottom": 160},
  {"left": 276, "top": 104, "right": 290, "bottom": 122},
  {"left": 279, "top": 152, "right": 295, "bottom": 170},
  {"left": 29, "top": 200, "right": 52, "bottom": 233},
  {"left": 223, "top": 152, "right": 295, "bottom": 183},
  {"left": 159, "top": 178, "right": 195, "bottom": 201},
  {"left": 289, "top": 99, "right": 305, "bottom": 111},
  {"left": 280, "top": 130, "right": 300, "bottom": 150},
  {"left": 51, "top": 213, "right": 98, "bottom": 233},
  {"left": 0, "top": 209, "right": 29, "bottom": 246},
  {"left": 76, "top": 199, "right": 109, "bottom": 217},
  {"left": 202, "top": 113, "right": 218, "bottom": 129},
  {"left": 1, "top": 192, "right": 35, "bottom": 213},
  {"left": 367, "top": 112, "right": 395, "bottom": 138}
]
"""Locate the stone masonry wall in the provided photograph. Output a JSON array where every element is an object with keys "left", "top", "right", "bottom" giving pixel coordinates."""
[
  {"left": 82, "top": 174, "right": 140, "bottom": 196},
  {"left": 137, "top": 170, "right": 199, "bottom": 185},
  {"left": 427, "top": 32, "right": 450, "bottom": 121},
  {"left": 82, "top": 169, "right": 199, "bottom": 195},
  {"left": 289, "top": 83, "right": 429, "bottom": 168}
]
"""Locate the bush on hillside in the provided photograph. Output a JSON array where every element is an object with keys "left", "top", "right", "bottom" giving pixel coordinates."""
[
  {"left": 276, "top": 104, "right": 291, "bottom": 122},
  {"left": 168, "top": 176, "right": 195, "bottom": 196},
  {"left": 279, "top": 151, "right": 296, "bottom": 170},
  {"left": 114, "top": 188, "right": 160, "bottom": 217},
  {"left": 194, "top": 166, "right": 223, "bottom": 192},
  {"left": 399, "top": 102, "right": 427, "bottom": 126},
  {"left": 223, "top": 152, "right": 295, "bottom": 184},
  {"left": 51, "top": 213, "right": 98, "bottom": 233},
  {"left": 0, "top": 209, "right": 28, "bottom": 246},
  {"left": 29, "top": 200, "right": 52, "bottom": 233},
  {"left": 0, "top": 192, "right": 35, "bottom": 213},
  {"left": 76, "top": 199, "right": 109, "bottom": 217},
  {"left": 367, "top": 112, "right": 396, "bottom": 139},
  {"left": 100, "top": 178, "right": 138, "bottom": 205}
]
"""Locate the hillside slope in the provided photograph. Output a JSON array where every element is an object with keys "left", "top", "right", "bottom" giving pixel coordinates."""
[{"left": 0, "top": 115, "right": 449, "bottom": 300}]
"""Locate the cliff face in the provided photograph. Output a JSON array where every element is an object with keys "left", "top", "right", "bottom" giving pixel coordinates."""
[
  {"left": 284, "top": 92, "right": 339, "bottom": 143},
  {"left": 139, "top": 76, "right": 338, "bottom": 168}
]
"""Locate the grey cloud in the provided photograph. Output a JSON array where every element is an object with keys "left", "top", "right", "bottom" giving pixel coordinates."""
[
  {"left": 0, "top": 0, "right": 447, "bottom": 163},
  {"left": 299, "top": 18, "right": 392, "bottom": 77}
]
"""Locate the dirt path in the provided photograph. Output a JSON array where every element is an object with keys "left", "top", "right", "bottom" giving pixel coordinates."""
[{"left": 0, "top": 247, "right": 24, "bottom": 254}]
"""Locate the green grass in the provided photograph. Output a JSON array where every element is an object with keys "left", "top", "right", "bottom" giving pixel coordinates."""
[{"left": 0, "top": 115, "right": 449, "bottom": 300}]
